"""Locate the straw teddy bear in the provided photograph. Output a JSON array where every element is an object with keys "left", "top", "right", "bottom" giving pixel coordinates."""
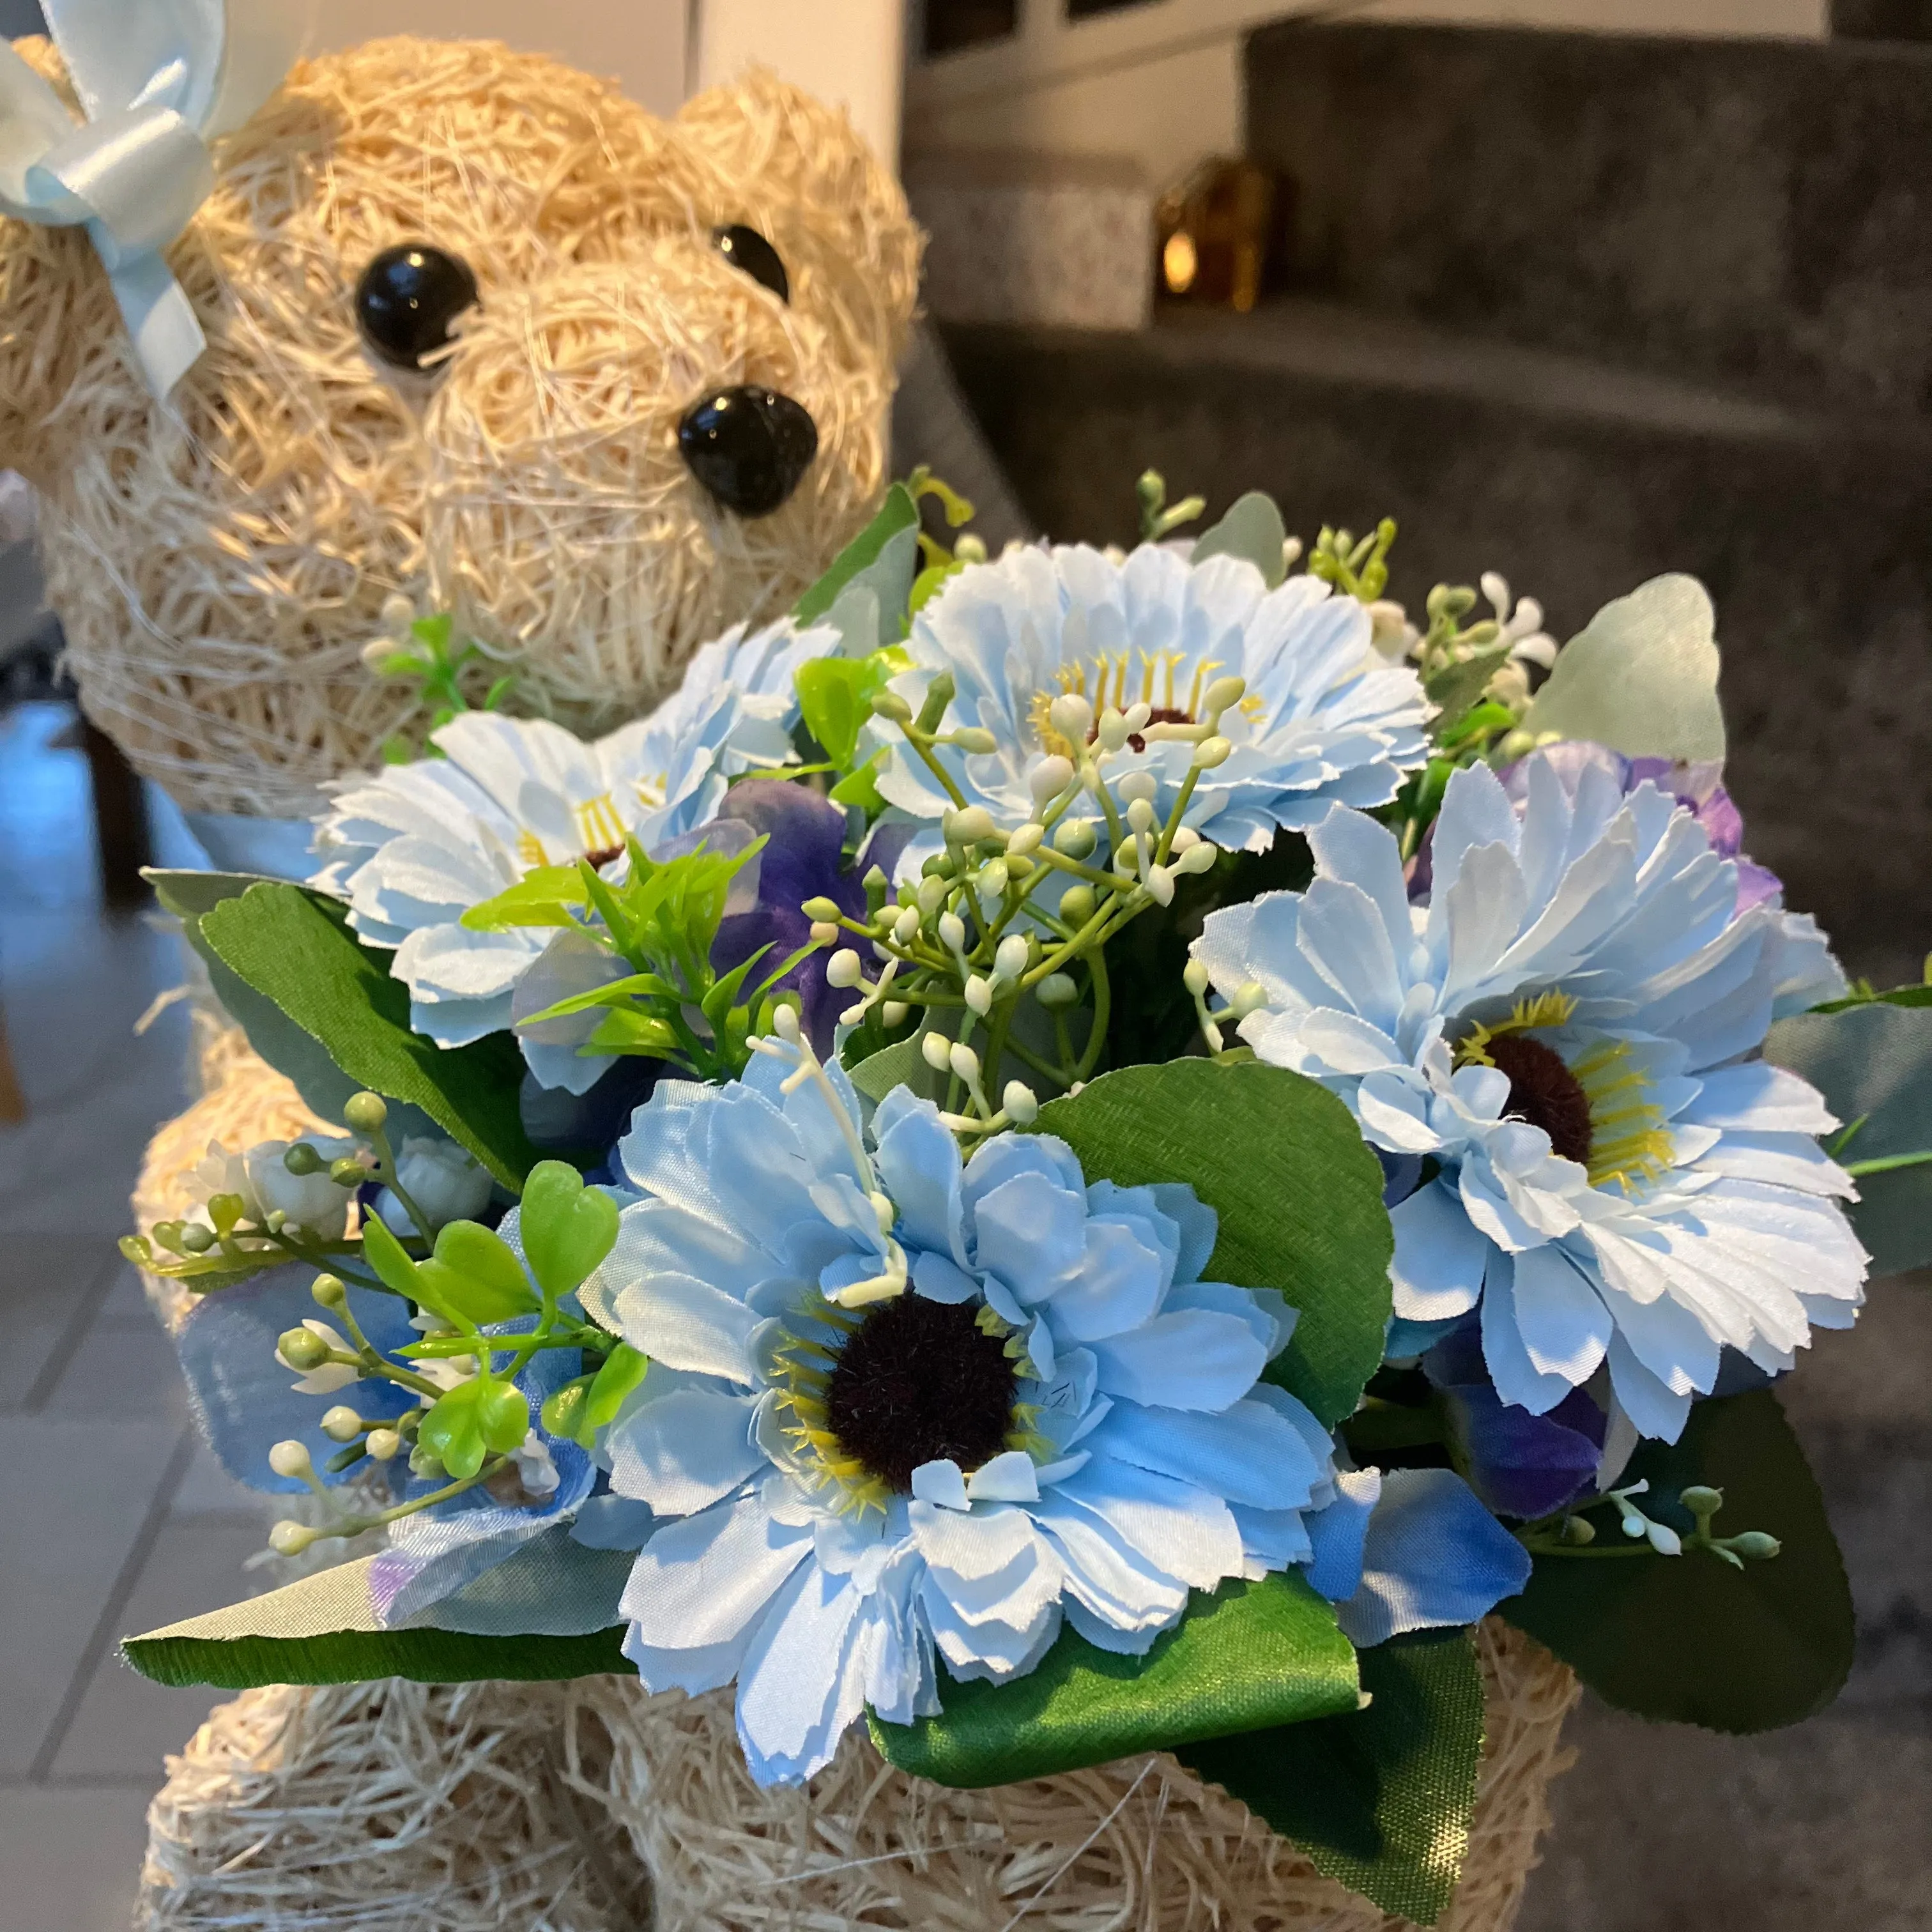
[{"left": 0, "top": 28, "right": 920, "bottom": 826}]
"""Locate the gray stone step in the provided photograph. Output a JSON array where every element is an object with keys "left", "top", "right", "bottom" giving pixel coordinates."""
[
  {"left": 940, "top": 300, "right": 1932, "bottom": 984},
  {"left": 1246, "top": 20, "right": 1932, "bottom": 419}
]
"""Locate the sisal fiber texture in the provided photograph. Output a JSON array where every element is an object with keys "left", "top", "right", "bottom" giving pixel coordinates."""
[
  {"left": 0, "top": 36, "right": 919, "bottom": 817},
  {"left": 137, "top": 1620, "right": 1578, "bottom": 1932}
]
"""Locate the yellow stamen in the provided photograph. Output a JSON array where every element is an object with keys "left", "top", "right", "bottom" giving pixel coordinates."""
[
  {"left": 1572, "top": 1039, "right": 1675, "bottom": 1193},
  {"left": 1455, "top": 993, "right": 1675, "bottom": 1195},
  {"left": 574, "top": 792, "right": 626, "bottom": 860},
  {"left": 1453, "top": 992, "right": 1579, "bottom": 1070}
]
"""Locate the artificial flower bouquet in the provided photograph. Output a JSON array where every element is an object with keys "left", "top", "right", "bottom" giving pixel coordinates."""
[{"left": 124, "top": 473, "right": 1932, "bottom": 1925}]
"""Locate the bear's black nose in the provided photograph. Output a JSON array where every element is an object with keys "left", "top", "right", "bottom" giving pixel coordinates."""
[{"left": 678, "top": 386, "right": 818, "bottom": 518}]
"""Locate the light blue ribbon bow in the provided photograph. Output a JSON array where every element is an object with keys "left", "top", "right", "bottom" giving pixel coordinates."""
[{"left": 0, "top": 0, "right": 306, "bottom": 397}]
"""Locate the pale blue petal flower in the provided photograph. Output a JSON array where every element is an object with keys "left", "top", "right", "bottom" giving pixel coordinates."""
[
  {"left": 1328, "top": 1469, "right": 1533, "bottom": 1648},
  {"left": 312, "top": 620, "right": 841, "bottom": 1058},
  {"left": 1198, "top": 749, "right": 1867, "bottom": 1443},
  {"left": 595, "top": 1037, "right": 1344, "bottom": 1785},
  {"left": 571, "top": 1493, "right": 657, "bottom": 1551},
  {"left": 866, "top": 543, "right": 1427, "bottom": 867}
]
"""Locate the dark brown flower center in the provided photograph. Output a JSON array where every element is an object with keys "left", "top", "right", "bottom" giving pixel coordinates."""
[
  {"left": 1485, "top": 1034, "right": 1594, "bottom": 1167},
  {"left": 824, "top": 1294, "right": 1018, "bottom": 1494}
]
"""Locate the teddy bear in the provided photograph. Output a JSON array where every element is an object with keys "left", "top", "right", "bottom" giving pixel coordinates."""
[{"left": 0, "top": 28, "right": 920, "bottom": 824}]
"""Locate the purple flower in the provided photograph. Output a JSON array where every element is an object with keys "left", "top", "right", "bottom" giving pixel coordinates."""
[
  {"left": 517, "top": 783, "right": 910, "bottom": 1147},
  {"left": 707, "top": 781, "right": 908, "bottom": 1054},
  {"left": 1424, "top": 1325, "right": 1604, "bottom": 1521}
]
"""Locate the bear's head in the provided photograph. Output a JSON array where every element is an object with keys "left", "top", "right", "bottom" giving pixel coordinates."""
[{"left": 0, "top": 35, "right": 921, "bottom": 816}]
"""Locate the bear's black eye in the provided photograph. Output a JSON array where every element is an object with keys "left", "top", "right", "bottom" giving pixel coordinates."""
[
  {"left": 712, "top": 224, "right": 789, "bottom": 303},
  {"left": 355, "top": 243, "right": 480, "bottom": 371}
]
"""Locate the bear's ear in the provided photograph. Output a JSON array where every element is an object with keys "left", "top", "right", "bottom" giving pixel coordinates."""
[
  {"left": 0, "top": 38, "right": 109, "bottom": 488},
  {"left": 675, "top": 68, "right": 922, "bottom": 369}
]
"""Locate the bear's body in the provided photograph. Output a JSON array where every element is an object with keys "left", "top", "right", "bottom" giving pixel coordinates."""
[{"left": 0, "top": 36, "right": 919, "bottom": 815}]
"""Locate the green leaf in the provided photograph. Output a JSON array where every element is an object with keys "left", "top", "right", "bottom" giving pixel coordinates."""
[
  {"left": 1191, "top": 491, "right": 1290, "bottom": 587},
  {"left": 420, "top": 1221, "right": 539, "bottom": 1323},
  {"left": 793, "top": 482, "right": 921, "bottom": 627},
  {"left": 870, "top": 1573, "right": 1358, "bottom": 1787},
  {"left": 150, "top": 871, "right": 427, "bottom": 1140},
  {"left": 1423, "top": 645, "right": 1511, "bottom": 735},
  {"left": 797, "top": 652, "right": 893, "bottom": 768},
  {"left": 845, "top": 1033, "right": 946, "bottom": 1107},
  {"left": 1766, "top": 1000, "right": 1932, "bottom": 1274},
  {"left": 1814, "top": 981, "right": 1932, "bottom": 1012},
  {"left": 1032, "top": 1061, "right": 1393, "bottom": 1426},
  {"left": 123, "top": 1551, "right": 634, "bottom": 1687},
  {"left": 460, "top": 865, "right": 590, "bottom": 932},
  {"left": 418, "top": 1379, "right": 495, "bottom": 1478},
  {"left": 521, "top": 969, "right": 682, "bottom": 1023},
  {"left": 540, "top": 1376, "right": 593, "bottom": 1443},
  {"left": 584, "top": 1342, "right": 649, "bottom": 1435},
  {"left": 520, "top": 1160, "right": 620, "bottom": 1300},
  {"left": 1522, "top": 573, "right": 1726, "bottom": 762},
  {"left": 829, "top": 755, "right": 887, "bottom": 813},
  {"left": 909, "top": 560, "right": 962, "bottom": 613},
  {"left": 1503, "top": 1390, "right": 1854, "bottom": 1732},
  {"left": 585, "top": 1009, "right": 684, "bottom": 1056},
  {"left": 359, "top": 1211, "right": 427, "bottom": 1301},
  {"left": 1178, "top": 1629, "right": 1485, "bottom": 1927},
  {"left": 195, "top": 884, "right": 542, "bottom": 1189},
  {"left": 477, "top": 1379, "right": 532, "bottom": 1452}
]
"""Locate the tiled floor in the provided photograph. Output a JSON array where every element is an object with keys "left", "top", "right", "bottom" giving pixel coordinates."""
[
  {"left": 0, "top": 703, "right": 266, "bottom": 1932},
  {"left": 0, "top": 696, "right": 1926, "bottom": 1931}
]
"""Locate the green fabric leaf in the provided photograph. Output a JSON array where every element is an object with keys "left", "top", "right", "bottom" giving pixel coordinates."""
[
  {"left": 845, "top": 1034, "right": 946, "bottom": 1107},
  {"left": 869, "top": 1573, "right": 1358, "bottom": 1788},
  {"left": 150, "top": 871, "right": 420, "bottom": 1138},
  {"left": 1765, "top": 1000, "right": 1932, "bottom": 1275},
  {"left": 1503, "top": 1390, "right": 1853, "bottom": 1732},
  {"left": 123, "top": 1554, "right": 633, "bottom": 1688},
  {"left": 1522, "top": 573, "right": 1726, "bottom": 761},
  {"left": 1032, "top": 1061, "right": 1393, "bottom": 1426},
  {"left": 1177, "top": 1629, "right": 1485, "bottom": 1927},
  {"left": 793, "top": 482, "right": 920, "bottom": 628},
  {"left": 196, "top": 883, "right": 541, "bottom": 1189},
  {"left": 520, "top": 1159, "right": 620, "bottom": 1298},
  {"left": 1191, "top": 491, "right": 1290, "bottom": 587}
]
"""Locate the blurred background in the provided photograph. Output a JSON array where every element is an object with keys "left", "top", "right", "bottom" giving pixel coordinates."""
[{"left": 1, "top": 1, "right": 1928, "bottom": 1928}]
